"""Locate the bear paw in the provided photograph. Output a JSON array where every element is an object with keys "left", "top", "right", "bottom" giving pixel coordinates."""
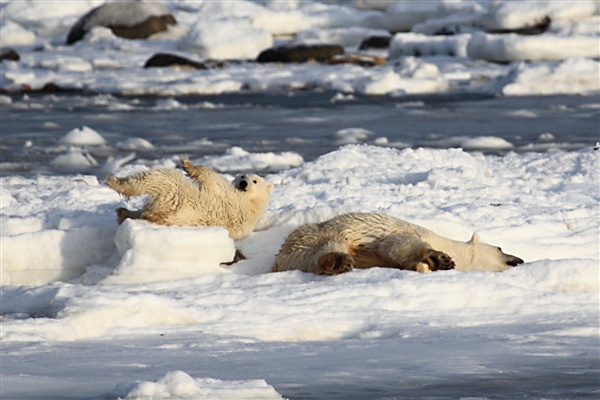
[
  {"left": 180, "top": 158, "right": 193, "bottom": 171},
  {"left": 116, "top": 207, "right": 142, "bottom": 224},
  {"left": 316, "top": 252, "right": 354, "bottom": 275},
  {"left": 421, "top": 249, "right": 455, "bottom": 271}
]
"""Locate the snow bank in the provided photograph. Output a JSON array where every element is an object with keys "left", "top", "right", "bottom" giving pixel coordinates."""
[
  {"left": 500, "top": 58, "right": 600, "bottom": 96},
  {"left": 0, "top": 20, "right": 37, "bottom": 46},
  {"left": 199, "top": 146, "right": 304, "bottom": 173},
  {"left": 180, "top": 21, "right": 273, "bottom": 60},
  {"left": 111, "top": 370, "right": 283, "bottom": 400},
  {"left": 104, "top": 220, "right": 235, "bottom": 285},
  {"left": 479, "top": 1, "right": 599, "bottom": 32},
  {"left": 0, "top": 175, "right": 118, "bottom": 286},
  {"left": 467, "top": 32, "right": 600, "bottom": 62},
  {"left": 389, "top": 33, "right": 471, "bottom": 58}
]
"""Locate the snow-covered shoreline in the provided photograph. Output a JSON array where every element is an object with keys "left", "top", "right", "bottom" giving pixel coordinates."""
[{"left": 1, "top": 0, "right": 599, "bottom": 97}]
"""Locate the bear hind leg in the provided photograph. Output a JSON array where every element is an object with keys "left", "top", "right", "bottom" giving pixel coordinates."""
[{"left": 316, "top": 252, "right": 354, "bottom": 275}]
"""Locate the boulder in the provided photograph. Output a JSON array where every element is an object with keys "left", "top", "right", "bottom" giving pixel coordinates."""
[
  {"left": 257, "top": 44, "right": 344, "bottom": 63},
  {"left": 66, "top": 1, "right": 176, "bottom": 45},
  {"left": 358, "top": 36, "right": 392, "bottom": 50},
  {"left": 0, "top": 48, "right": 20, "bottom": 62},
  {"left": 144, "top": 53, "right": 208, "bottom": 69}
]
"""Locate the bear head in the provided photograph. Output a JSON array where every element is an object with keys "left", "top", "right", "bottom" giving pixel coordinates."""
[
  {"left": 468, "top": 232, "right": 524, "bottom": 272},
  {"left": 232, "top": 173, "right": 273, "bottom": 201}
]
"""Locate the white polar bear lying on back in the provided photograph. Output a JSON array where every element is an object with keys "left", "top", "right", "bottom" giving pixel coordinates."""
[
  {"left": 106, "top": 159, "right": 273, "bottom": 240},
  {"left": 272, "top": 213, "right": 523, "bottom": 275}
]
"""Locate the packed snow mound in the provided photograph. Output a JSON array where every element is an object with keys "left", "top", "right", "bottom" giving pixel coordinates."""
[
  {"left": 59, "top": 126, "right": 106, "bottom": 146},
  {"left": 104, "top": 220, "right": 235, "bottom": 285},
  {"left": 0, "top": 20, "right": 37, "bottom": 46},
  {"left": 199, "top": 146, "right": 304, "bottom": 173},
  {"left": 180, "top": 21, "right": 273, "bottom": 60},
  {"left": 467, "top": 32, "right": 600, "bottom": 62},
  {"left": 478, "top": 1, "right": 599, "bottom": 32},
  {"left": 389, "top": 33, "right": 471, "bottom": 58},
  {"left": 499, "top": 58, "right": 600, "bottom": 96},
  {"left": 110, "top": 370, "right": 284, "bottom": 400},
  {"left": 0, "top": 175, "right": 118, "bottom": 286}
]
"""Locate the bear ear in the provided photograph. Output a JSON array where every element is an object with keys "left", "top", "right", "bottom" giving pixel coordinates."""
[
  {"left": 468, "top": 232, "right": 480, "bottom": 244},
  {"left": 267, "top": 182, "right": 274, "bottom": 192}
]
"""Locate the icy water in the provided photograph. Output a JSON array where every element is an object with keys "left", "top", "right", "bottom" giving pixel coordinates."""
[
  {"left": 6, "top": 327, "right": 598, "bottom": 400},
  {"left": 1, "top": 92, "right": 599, "bottom": 176}
]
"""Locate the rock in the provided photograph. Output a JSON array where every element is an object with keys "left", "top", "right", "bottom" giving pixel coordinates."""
[
  {"left": 487, "top": 16, "right": 552, "bottom": 36},
  {"left": 144, "top": 53, "right": 207, "bottom": 69},
  {"left": 0, "top": 48, "right": 20, "bottom": 62},
  {"left": 66, "top": 1, "right": 176, "bottom": 45},
  {"left": 257, "top": 44, "right": 344, "bottom": 63},
  {"left": 329, "top": 54, "right": 387, "bottom": 67},
  {"left": 358, "top": 36, "right": 392, "bottom": 50},
  {"left": 143, "top": 53, "right": 227, "bottom": 69}
]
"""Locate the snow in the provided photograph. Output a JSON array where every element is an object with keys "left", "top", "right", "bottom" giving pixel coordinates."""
[
  {"left": 179, "top": 21, "right": 273, "bottom": 60},
  {"left": 479, "top": 1, "right": 599, "bottom": 31},
  {"left": 2, "top": 143, "right": 599, "bottom": 398},
  {"left": 1, "top": 2, "right": 599, "bottom": 398},
  {"left": 59, "top": 125, "right": 107, "bottom": 146},
  {"left": 107, "top": 220, "right": 235, "bottom": 285},
  {"left": 1, "top": 0, "right": 598, "bottom": 97},
  {"left": 111, "top": 371, "right": 283, "bottom": 400},
  {"left": 467, "top": 32, "right": 600, "bottom": 62}
]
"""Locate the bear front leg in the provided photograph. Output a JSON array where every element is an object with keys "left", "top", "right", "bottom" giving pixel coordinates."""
[
  {"left": 181, "top": 159, "right": 224, "bottom": 191},
  {"left": 418, "top": 249, "right": 455, "bottom": 272},
  {"left": 376, "top": 234, "right": 454, "bottom": 273},
  {"left": 316, "top": 252, "right": 354, "bottom": 275}
]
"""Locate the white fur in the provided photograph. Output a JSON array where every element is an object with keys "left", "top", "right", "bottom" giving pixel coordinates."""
[
  {"left": 273, "top": 213, "right": 523, "bottom": 274},
  {"left": 106, "top": 161, "right": 273, "bottom": 240}
]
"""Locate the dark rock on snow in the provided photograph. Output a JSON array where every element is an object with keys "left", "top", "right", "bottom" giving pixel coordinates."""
[
  {"left": 257, "top": 44, "right": 344, "bottom": 63},
  {"left": 66, "top": 0, "right": 176, "bottom": 45},
  {"left": 144, "top": 53, "right": 226, "bottom": 70},
  {"left": 358, "top": 36, "right": 391, "bottom": 50},
  {"left": 0, "top": 48, "right": 20, "bottom": 62}
]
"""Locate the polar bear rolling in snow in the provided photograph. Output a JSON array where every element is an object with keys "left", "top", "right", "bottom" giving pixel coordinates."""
[
  {"left": 106, "top": 159, "right": 273, "bottom": 240},
  {"left": 273, "top": 213, "right": 523, "bottom": 275}
]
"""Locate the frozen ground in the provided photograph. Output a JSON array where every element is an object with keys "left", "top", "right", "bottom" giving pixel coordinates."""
[
  {"left": 1, "top": 1, "right": 599, "bottom": 399},
  {"left": 1, "top": 144, "right": 599, "bottom": 399}
]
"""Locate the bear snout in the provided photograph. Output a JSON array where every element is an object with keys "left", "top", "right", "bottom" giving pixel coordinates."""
[
  {"left": 237, "top": 179, "right": 248, "bottom": 191},
  {"left": 506, "top": 255, "right": 524, "bottom": 267}
]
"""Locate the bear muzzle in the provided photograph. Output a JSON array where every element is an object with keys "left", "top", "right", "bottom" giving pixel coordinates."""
[
  {"left": 505, "top": 254, "right": 524, "bottom": 267},
  {"left": 236, "top": 177, "right": 249, "bottom": 191}
]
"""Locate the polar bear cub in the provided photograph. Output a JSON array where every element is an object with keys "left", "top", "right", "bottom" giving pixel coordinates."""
[
  {"left": 273, "top": 213, "right": 523, "bottom": 275},
  {"left": 106, "top": 159, "right": 273, "bottom": 240}
]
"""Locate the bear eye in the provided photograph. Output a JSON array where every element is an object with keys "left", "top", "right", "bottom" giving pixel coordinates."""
[
  {"left": 497, "top": 247, "right": 502, "bottom": 251},
  {"left": 253, "top": 180, "right": 257, "bottom": 184}
]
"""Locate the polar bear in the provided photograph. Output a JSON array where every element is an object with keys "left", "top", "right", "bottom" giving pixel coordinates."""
[
  {"left": 272, "top": 213, "right": 523, "bottom": 275},
  {"left": 106, "top": 159, "right": 273, "bottom": 240}
]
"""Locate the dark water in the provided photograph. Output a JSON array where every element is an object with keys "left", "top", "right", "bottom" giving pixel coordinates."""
[{"left": 1, "top": 92, "right": 599, "bottom": 175}]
